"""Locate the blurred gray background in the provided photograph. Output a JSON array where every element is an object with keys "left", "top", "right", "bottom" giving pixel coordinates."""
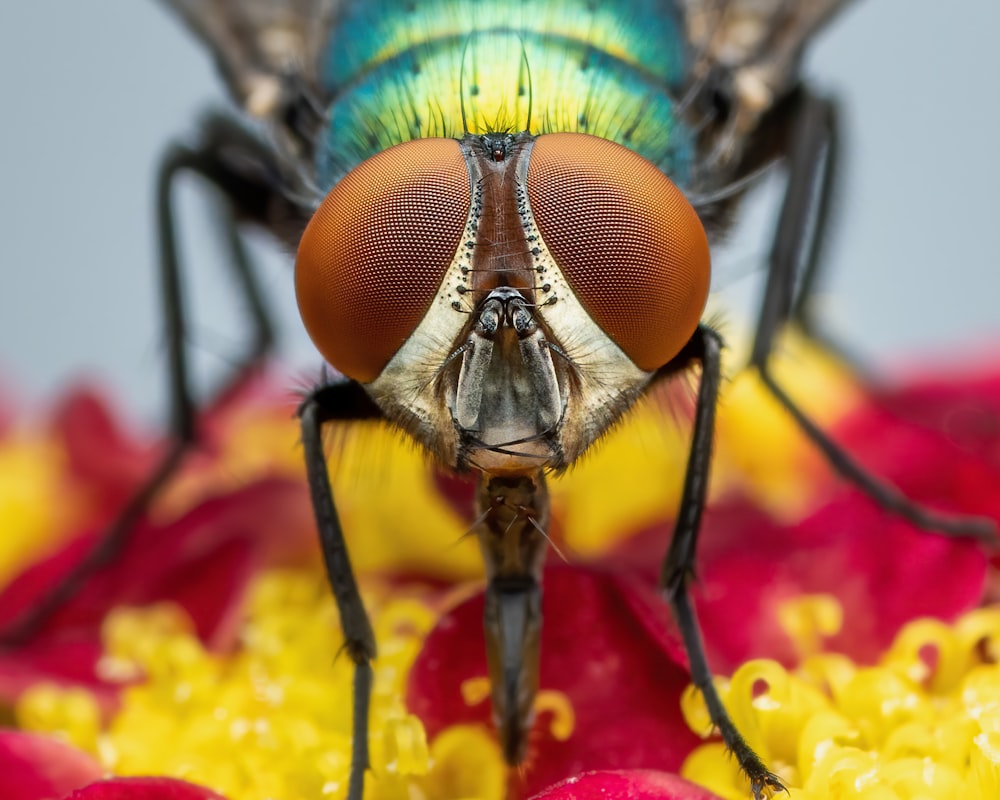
[{"left": 0, "top": 1, "right": 997, "bottom": 422}]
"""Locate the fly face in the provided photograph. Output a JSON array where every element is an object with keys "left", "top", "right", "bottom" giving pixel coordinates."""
[{"left": 296, "top": 131, "right": 710, "bottom": 474}]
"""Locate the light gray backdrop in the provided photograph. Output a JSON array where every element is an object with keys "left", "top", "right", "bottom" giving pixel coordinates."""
[{"left": 1, "top": 1, "right": 997, "bottom": 422}]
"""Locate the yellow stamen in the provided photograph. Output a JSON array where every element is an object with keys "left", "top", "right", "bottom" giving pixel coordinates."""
[
  {"left": 682, "top": 603, "right": 1000, "bottom": 799},
  {"left": 535, "top": 690, "right": 575, "bottom": 742},
  {"left": 423, "top": 725, "right": 505, "bottom": 800},
  {"left": 779, "top": 594, "right": 844, "bottom": 660},
  {"left": 16, "top": 683, "right": 101, "bottom": 754},
  {"left": 461, "top": 676, "right": 492, "bottom": 708}
]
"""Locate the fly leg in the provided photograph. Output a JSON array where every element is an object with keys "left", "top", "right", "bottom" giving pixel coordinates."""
[
  {"left": 298, "top": 380, "right": 383, "bottom": 800},
  {"left": 0, "top": 115, "right": 307, "bottom": 645},
  {"left": 752, "top": 91, "right": 995, "bottom": 542},
  {"left": 776, "top": 94, "right": 874, "bottom": 380},
  {"left": 660, "top": 324, "right": 785, "bottom": 799}
]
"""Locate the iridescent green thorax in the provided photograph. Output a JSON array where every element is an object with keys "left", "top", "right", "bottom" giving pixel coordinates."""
[{"left": 318, "top": 0, "right": 693, "bottom": 186}]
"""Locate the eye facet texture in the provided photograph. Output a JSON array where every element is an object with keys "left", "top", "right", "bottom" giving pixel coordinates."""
[
  {"left": 295, "top": 138, "right": 470, "bottom": 383},
  {"left": 527, "top": 132, "right": 710, "bottom": 371}
]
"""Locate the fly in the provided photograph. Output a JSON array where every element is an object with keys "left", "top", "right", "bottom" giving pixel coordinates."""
[{"left": 3, "top": 2, "right": 994, "bottom": 799}]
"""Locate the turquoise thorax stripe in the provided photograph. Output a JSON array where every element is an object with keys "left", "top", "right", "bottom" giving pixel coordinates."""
[{"left": 317, "top": 0, "right": 693, "bottom": 186}]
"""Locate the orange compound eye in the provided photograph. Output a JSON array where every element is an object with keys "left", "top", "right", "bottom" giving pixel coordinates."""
[
  {"left": 295, "top": 138, "right": 470, "bottom": 383},
  {"left": 526, "top": 133, "right": 710, "bottom": 371}
]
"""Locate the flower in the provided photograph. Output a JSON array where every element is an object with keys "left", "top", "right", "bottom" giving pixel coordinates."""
[{"left": 0, "top": 339, "right": 998, "bottom": 799}]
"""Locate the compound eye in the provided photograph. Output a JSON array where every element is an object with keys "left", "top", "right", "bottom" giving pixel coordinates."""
[
  {"left": 526, "top": 133, "right": 710, "bottom": 371},
  {"left": 295, "top": 138, "right": 470, "bottom": 383}
]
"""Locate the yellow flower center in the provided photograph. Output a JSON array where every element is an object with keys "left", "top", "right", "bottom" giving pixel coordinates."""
[
  {"left": 16, "top": 568, "right": 508, "bottom": 800},
  {"left": 681, "top": 605, "right": 1000, "bottom": 799}
]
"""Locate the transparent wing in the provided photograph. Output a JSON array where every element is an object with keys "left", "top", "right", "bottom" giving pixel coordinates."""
[
  {"left": 679, "top": 0, "right": 857, "bottom": 170},
  {"left": 679, "top": 0, "right": 851, "bottom": 73},
  {"left": 682, "top": 0, "right": 855, "bottom": 82},
  {"left": 157, "top": 0, "right": 338, "bottom": 124}
]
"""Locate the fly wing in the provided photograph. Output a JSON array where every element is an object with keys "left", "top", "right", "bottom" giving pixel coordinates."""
[
  {"left": 157, "top": 0, "right": 338, "bottom": 133},
  {"left": 683, "top": 0, "right": 854, "bottom": 86},
  {"left": 680, "top": 0, "right": 856, "bottom": 169}
]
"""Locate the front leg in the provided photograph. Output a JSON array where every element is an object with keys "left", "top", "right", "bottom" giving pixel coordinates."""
[
  {"left": 298, "top": 377, "right": 383, "bottom": 800},
  {"left": 660, "top": 325, "right": 785, "bottom": 799}
]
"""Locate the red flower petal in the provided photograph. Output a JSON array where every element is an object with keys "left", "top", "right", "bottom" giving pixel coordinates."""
[
  {"left": 53, "top": 387, "right": 160, "bottom": 511},
  {"left": 708, "top": 500, "right": 985, "bottom": 667},
  {"left": 609, "top": 493, "right": 987, "bottom": 673},
  {"left": 0, "top": 478, "right": 312, "bottom": 705},
  {"left": 408, "top": 565, "right": 699, "bottom": 798},
  {"left": 833, "top": 370, "right": 1000, "bottom": 527},
  {"left": 431, "top": 469, "right": 476, "bottom": 521},
  {"left": 66, "top": 777, "right": 227, "bottom": 800},
  {"left": 862, "top": 366, "right": 1000, "bottom": 462},
  {"left": 530, "top": 770, "right": 722, "bottom": 800},
  {"left": 53, "top": 376, "right": 299, "bottom": 527},
  {"left": 0, "top": 730, "right": 103, "bottom": 800}
]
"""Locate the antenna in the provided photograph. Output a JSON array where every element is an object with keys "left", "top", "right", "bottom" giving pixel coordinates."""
[
  {"left": 459, "top": 34, "right": 473, "bottom": 134},
  {"left": 518, "top": 34, "right": 533, "bottom": 134}
]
